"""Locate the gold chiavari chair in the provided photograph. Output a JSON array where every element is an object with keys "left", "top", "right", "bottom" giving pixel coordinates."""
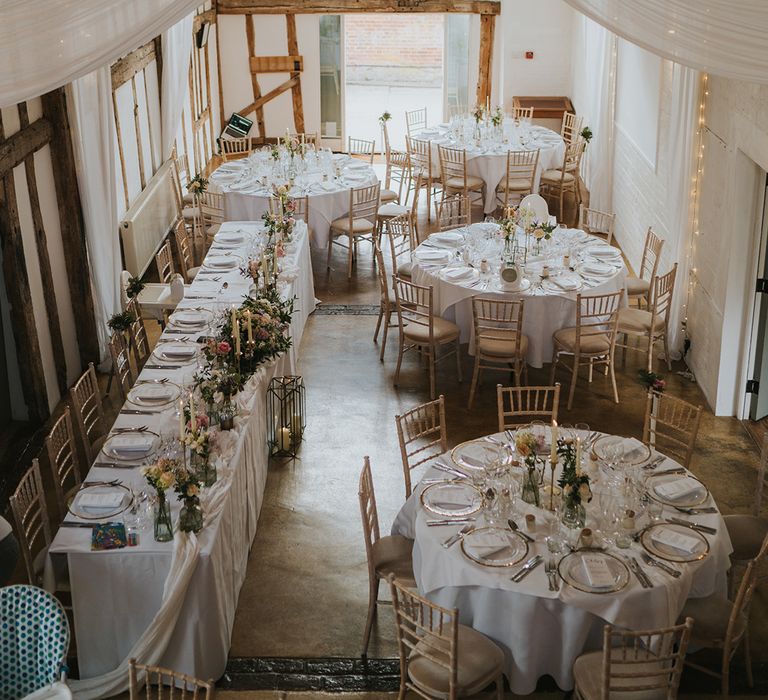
[
  {"left": 45, "top": 408, "right": 84, "bottom": 520},
  {"left": 219, "top": 136, "right": 252, "bottom": 161},
  {"left": 578, "top": 205, "right": 616, "bottom": 245},
  {"left": 289, "top": 132, "right": 319, "bottom": 148},
  {"left": 347, "top": 136, "right": 375, "bottom": 164},
  {"left": 437, "top": 192, "right": 472, "bottom": 231},
  {"left": 380, "top": 118, "right": 406, "bottom": 204},
  {"left": 572, "top": 618, "right": 694, "bottom": 700},
  {"left": 172, "top": 149, "right": 195, "bottom": 207},
  {"left": 539, "top": 139, "right": 586, "bottom": 222},
  {"left": 550, "top": 289, "right": 623, "bottom": 409},
  {"left": 195, "top": 191, "right": 225, "bottom": 254},
  {"left": 617, "top": 264, "right": 677, "bottom": 372},
  {"left": 393, "top": 277, "right": 461, "bottom": 400},
  {"left": 468, "top": 298, "right": 528, "bottom": 409},
  {"left": 388, "top": 574, "right": 505, "bottom": 700},
  {"left": 405, "top": 106, "right": 427, "bottom": 136},
  {"left": 437, "top": 144, "right": 484, "bottom": 205},
  {"left": 268, "top": 194, "right": 309, "bottom": 224},
  {"left": 128, "top": 658, "right": 215, "bottom": 700},
  {"left": 385, "top": 212, "right": 418, "bottom": 281},
  {"left": 628, "top": 227, "right": 665, "bottom": 308},
  {"left": 395, "top": 395, "right": 447, "bottom": 499},
  {"left": 155, "top": 240, "right": 175, "bottom": 283},
  {"left": 327, "top": 182, "right": 381, "bottom": 280},
  {"left": 495, "top": 149, "right": 540, "bottom": 210},
  {"left": 642, "top": 389, "right": 702, "bottom": 471},
  {"left": 676, "top": 534, "right": 768, "bottom": 697},
  {"left": 373, "top": 240, "right": 397, "bottom": 361},
  {"left": 173, "top": 219, "right": 200, "bottom": 282},
  {"left": 377, "top": 173, "right": 420, "bottom": 243},
  {"left": 511, "top": 105, "right": 534, "bottom": 122},
  {"left": 406, "top": 136, "right": 442, "bottom": 222},
  {"left": 561, "top": 111, "right": 584, "bottom": 145},
  {"left": 358, "top": 457, "right": 415, "bottom": 657},
  {"left": 497, "top": 384, "right": 560, "bottom": 432},
  {"left": 109, "top": 331, "right": 135, "bottom": 402},
  {"left": 70, "top": 362, "right": 108, "bottom": 464},
  {"left": 124, "top": 297, "right": 150, "bottom": 372}
]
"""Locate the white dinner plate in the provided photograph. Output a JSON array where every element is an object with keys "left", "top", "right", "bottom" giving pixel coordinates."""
[
  {"left": 420, "top": 481, "right": 483, "bottom": 517},
  {"left": 168, "top": 308, "right": 213, "bottom": 330},
  {"left": 151, "top": 342, "right": 199, "bottom": 365},
  {"left": 126, "top": 380, "right": 180, "bottom": 409},
  {"left": 461, "top": 527, "right": 528, "bottom": 568},
  {"left": 214, "top": 231, "right": 246, "bottom": 245},
  {"left": 68, "top": 483, "right": 133, "bottom": 520},
  {"left": 414, "top": 248, "right": 452, "bottom": 263},
  {"left": 580, "top": 261, "right": 615, "bottom": 276},
  {"left": 586, "top": 244, "right": 622, "bottom": 259},
  {"left": 101, "top": 429, "right": 161, "bottom": 463},
  {"left": 429, "top": 231, "right": 465, "bottom": 248},
  {"left": 203, "top": 254, "right": 242, "bottom": 270},
  {"left": 542, "top": 276, "right": 582, "bottom": 292},
  {"left": 440, "top": 267, "right": 479, "bottom": 284}
]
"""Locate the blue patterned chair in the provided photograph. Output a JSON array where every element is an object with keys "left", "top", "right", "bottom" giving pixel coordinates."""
[{"left": 0, "top": 585, "right": 70, "bottom": 700}]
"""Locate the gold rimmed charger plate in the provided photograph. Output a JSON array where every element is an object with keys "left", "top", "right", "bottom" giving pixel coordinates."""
[
  {"left": 126, "top": 380, "right": 181, "bottom": 409},
  {"left": 646, "top": 473, "right": 710, "bottom": 509},
  {"left": 150, "top": 342, "right": 199, "bottom": 366},
  {"left": 67, "top": 482, "right": 134, "bottom": 521},
  {"left": 640, "top": 522, "right": 710, "bottom": 563},
  {"left": 101, "top": 428, "right": 161, "bottom": 464},
  {"left": 592, "top": 435, "right": 651, "bottom": 466},
  {"left": 450, "top": 439, "right": 508, "bottom": 472},
  {"left": 420, "top": 481, "right": 483, "bottom": 518},
  {"left": 460, "top": 526, "right": 528, "bottom": 568},
  {"left": 557, "top": 549, "right": 630, "bottom": 594},
  {"left": 202, "top": 253, "right": 244, "bottom": 271},
  {"left": 168, "top": 308, "right": 214, "bottom": 330}
]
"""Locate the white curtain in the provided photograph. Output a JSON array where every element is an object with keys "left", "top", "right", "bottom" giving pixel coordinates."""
[
  {"left": 665, "top": 64, "right": 699, "bottom": 353},
  {"left": 0, "top": 0, "right": 199, "bottom": 108},
  {"left": 66, "top": 68, "right": 122, "bottom": 362},
  {"left": 562, "top": 0, "right": 768, "bottom": 84},
  {"left": 161, "top": 14, "right": 194, "bottom": 159},
  {"left": 570, "top": 14, "right": 616, "bottom": 213}
]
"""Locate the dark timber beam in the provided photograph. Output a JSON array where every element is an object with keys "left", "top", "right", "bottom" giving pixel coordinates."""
[{"left": 218, "top": 0, "right": 500, "bottom": 13}]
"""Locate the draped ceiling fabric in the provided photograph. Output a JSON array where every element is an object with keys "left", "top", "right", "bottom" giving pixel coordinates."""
[
  {"left": 161, "top": 14, "right": 193, "bottom": 159},
  {"left": 0, "top": 0, "right": 199, "bottom": 108},
  {"left": 561, "top": 0, "right": 768, "bottom": 84}
]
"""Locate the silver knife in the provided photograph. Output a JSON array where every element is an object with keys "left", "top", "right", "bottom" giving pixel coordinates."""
[
  {"left": 442, "top": 523, "right": 473, "bottom": 548},
  {"left": 427, "top": 518, "right": 476, "bottom": 527},
  {"left": 120, "top": 409, "right": 161, "bottom": 415},
  {"left": 640, "top": 552, "right": 681, "bottom": 578},
  {"left": 59, "top": 522, "right": 100, "bottom": 528},
  {"left": 631, "top": 557, "right": 654, "bottom": 588},
  {"left": 511, "top": 555, "right": 543, "bottom": 582},
  {"left": 667, "top": 517, "right": 716, "bottom": 535},
  {"left": 92, "top": 462, "right": 139, "bottom": 469},
  {"left": 642, "top": 454, "right": 667, "bottom": 470},
  {"left": 433, "top": 461, "right": 469, "bottom": 479},
  {"left": 144, "top": 364, "right": 182, "bottom": 370},
  {"left": 625, "top": 557, "right": 649, "bottom": 588},
  {"left": 653, "top": 467, "right": 687, "bottom": 477}
]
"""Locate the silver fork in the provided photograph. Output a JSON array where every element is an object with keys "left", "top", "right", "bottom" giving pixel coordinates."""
[
  {"left": 442, "top": 523, "right": 473, "bottom": 548},
  {"left": 544, "top": 558, "right": 555, "bottom": 591}
]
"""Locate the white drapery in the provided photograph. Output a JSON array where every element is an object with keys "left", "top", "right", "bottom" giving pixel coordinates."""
[
  {"left": 0, "top": 0, "right": 199, "bottom": 108},
  {"left": 66, "top": 68, "right": 122, "bottom": 362},
  {"left": 570, "top": 14, "right": 617, "bottom": 213},
  {"left": 161, "top": 14, "right": 194, "bottom": 159},
  {"left": 561, "top": 0, "right": 768, "bottom": 84}
]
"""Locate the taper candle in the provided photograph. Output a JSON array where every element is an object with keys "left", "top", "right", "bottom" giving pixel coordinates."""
[{"left": 551, "top": 420, "right": 558, "bottom": 464}]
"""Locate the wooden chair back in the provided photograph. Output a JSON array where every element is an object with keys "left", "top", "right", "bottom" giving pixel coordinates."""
[
  {"left": 10, "top": 459, "right": 52, "bottom": 586},
  {"left": 511, "top": 105, "right": 534, "bottom": 121},
  {"left": 437, "top": 144, "right": 468, "bottom": 184},
  {"left": 268, "top": 194, "right": 309, "bottom": 223},
  {"left": 725, "top": 536, "right": 768, "bottom": 653},
  {"left": 199, "top": 191, "right": 225, "bottom": 226},
  {"left": 346, "top": 182, "right": 381, "bottom": 227},
  {"left": 639, "top": 227, "right": 665, "bottom": 283},
  {"left": 220, "top": 136, "right": 252, "bottom": 160},
  {"left": 128, "top": 658, "right": 214, "bottom": 700},
  {"left": 406, "top": 136, "right": 433, "bottom": 178},
  {"left": 374, "top": 240, "right": 391, "bottom": 310},
  {"left": 388, "top": 574, "right": 459, "bottom": 698},
  {"left": 358, "top": 456, "right": 381, "bottom": 568},
  {"left": 579, "top": 205, "right": 616, "bottom": 246},
  {"left": 395, "top": 395, "right": 447, "bottom": 498},
  {"left": 498, "top": 149, "right": 539, "bottom": 207},
  {"left": 561, "top": 111, "right": 584, "bottom": 144},
  {"left": 497, "top": 384, "right": 560, "bottom": 431},
  {"left": 643, "top": 390, "right": 702, "bottom": 470},
  {"left": 45, "top": 408, "right": 83, "bottom": 520},
  {"left": 649, "top": 264, "right": 677, "bottom": 326},
  {"left": 573, "top": 290, "right": 622, "bottom": 355},
  {"left": 289, "top": 132, "right": 319, "bottom": 147},
  {"left": 474, "top": 297, "right": 525, "bottom": 357},
  {"left": 405, "top": 107, "right": 427, "bottom": 135},
  {"left": 386, "top": 213, "right": 416, "bottom": 268},
  {"left": 109, "top": 332, "right": 134, "bottom": 401},
  {"left": 437, "top": 193, "right": 471, "bottom": 231},
  {"left": 597, "top": 618, "right": 693, "bottom": 698},
  {"left": 155, "top": 240, "right": 174, "bottom": 283},
  {"left": 394, "top": 277, "right": 434, "bottom": 344},
  {"left": 173, "top": 220, "right": 195, "bottom": 281},
  {"left": 70, "top": 362, "right": 107, "bottom": 464},
  {"left": 348, "top": 137, "right": 375, "bottom": 164}
]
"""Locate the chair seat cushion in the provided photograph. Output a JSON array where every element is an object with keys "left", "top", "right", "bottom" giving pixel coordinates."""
[
  {"left": 187, "top": 266, "right": 201, "bottom": 281},
  {"left": 573, "top": 649, "right": 671, "bottom": 700},
  {"left": 554, "top": 327, "right": 611, "bottom": 354},
  {"left": 627, "top": 277, "right": 651, "bottom": 296},
  {"left": 541, "top": 169, "right": 576, "bottom": 184},
  {"left": 497, "top": 178, "right": 533, "bottom": 192},
  {"left": 378, "top": 203, "right": 409, "bottom": 219},
  {"left": 331, "top": 217, "right": 375, "bottom": 234},
  {"left": 443, "top": 175, "right": 484, "bottom": 191},
  {"left": 477, "top": 332, "right": 529, "bottom": 358},
  {"left": 404, "top": 317, "right": 460, "bottom": 344},
  {"left": 617, "top": 308, "right": 665, "bottom": 334},
  {"left": 723, "top": 514, "right": 768, "bottom": 561},
  {"left": 408, "top": 623, "right": 504, "bottom": 699},
  {"left": 397, "top": 261, "right": 413, "bottom": 278},
  {"left": 371, "top": 535, "right": 415, "bottom": 585},
  {"left": 182, "top": 207, "right": 197, "bottom": 221},
  {"left": 206, "top": 223, "right": 221, "bottom": 237},
  {"left": 380, "top": 188, "right": 399, "bottom": 203},
  {"left": 678, "top": 595, "right": 747, "bottom": 644},
  {"left": 182, "top": 193, "right": 195, "bottom": 205}
]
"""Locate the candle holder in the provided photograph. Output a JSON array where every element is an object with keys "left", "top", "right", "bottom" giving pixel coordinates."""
[{"left": 267, "top": 375, "right": 306, "bottom": 459}]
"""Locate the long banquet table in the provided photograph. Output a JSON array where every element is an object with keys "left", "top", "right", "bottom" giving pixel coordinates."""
[
  {"left": 392, "top": 429, "right": 732, "bottom": 694},
  {"left": 46, "top": 221, "right": 315, "bottom": 693}
]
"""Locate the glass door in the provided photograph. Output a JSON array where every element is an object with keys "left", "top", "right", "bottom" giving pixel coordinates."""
[
  {"left": 444, "top": 15, "right": 471, "bottom": 119},
  {"left": 319, "top": 15, "right": 343, "bottom": 147}
]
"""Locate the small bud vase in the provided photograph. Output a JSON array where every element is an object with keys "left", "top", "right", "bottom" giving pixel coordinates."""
[
  {"left": 179, "top": 497, "right": 203, "bottom": 534},
  {"left": 521, "top": 465, "right": 541, "bottom": 507},
  {"left": 154, "top": 494, "right": 173, "bottom": 542}
]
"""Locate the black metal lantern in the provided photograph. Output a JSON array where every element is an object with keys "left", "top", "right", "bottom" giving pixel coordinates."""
[{"left": 267, "top": 375, "right": 306, "bottom": 458}]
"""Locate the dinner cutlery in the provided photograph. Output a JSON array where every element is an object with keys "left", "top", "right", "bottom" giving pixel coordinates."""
[
  {"left": 511, "top": 555, "right": 542, "bottom": 582},
  {"left": 652, "top": 467, "right": 687, "bottom": 477},
  {"left": 120, "top": 409, "right": 161, "bottom": 415},
  {"left": 545, "top": 557, "right": 560, "bottom": 591},
  {"left": 507, "top": 519, "right": 535, "bottom": 543},
  {"left": 505, "top": 429, "right": 515, "bottom": 443},
  {"left": 93, "top": 461, "right": 139, "bottom": 470},
  {"left": 484, "top": 434, "right": 505, "bottom": 446},
  {"left": 427, "top": 518, "right": 476, "bottom": 527},
  {"left": 442, "top": 523, "right": 474, "bottom": 548},
  {"left": 625, "top": 556, "right": 653, "bottom": 588},
  {"left": 640, "top": 551, "right": 681, "bottom": 578},
  {"left": 185, "top": 296, "right": 214, "bottom": 300},
  {"left": 136, "top": 378, "right": 170, "bottom": 385},
  {"left": 642, "top": 455, "right": 667, "bottom": 470},
  {"left": 82, "top": 479, "right": 121, "bottom": 488},
  {"left": 433, "top": 461, "right": 470, "bottom": 479},
  {"left": 111, "top": 425, "right": 147, "bottom": 433},
  {"left": 674, "top": 506, "right": 717, "bottom": 515},
  {"left": 667, "top": 517, "right": 716, "bottom": 535},
  {"left": 144, "top": 364, "right": 182, "bottom": 370},
  {"left": 59, "top": 522, "right": 103, "bottom": 529}
]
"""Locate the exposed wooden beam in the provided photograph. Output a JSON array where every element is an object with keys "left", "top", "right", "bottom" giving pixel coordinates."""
[
  {"left": 111, "top": 40, "right": 157, "bottom": 90},
  {"left": 131, "top": 77, "right": 147, "bottom": 190},
  {"left": 219, "top": 0, "right": 500, "bottom": 13},
  {"left": 285, "top": 14, "right": 305, "bottom": 133},
  {"left": 244, "top": 14, "right": 266, "bottom": 138},
  {"left": 250, "top": 55, "right": 304, "bottom": 73},
  {"left": 193, "top": 7, "right": 217, "bottom": 33},
  {"left": 112, "top": 91, "right": 130, "bottom": 211},
  {"left": 40, "top": 89, "right": 99, "bottom": 368},
  {"left": 215, "top": 17, "right": 226, "bottom": 132},
  {"left": 237, "top": 77, "right": 299, "bottom": 118},
  {"left": 0, "top": 118, "right": 53, "bottom": 176},
  {"left": 476, "top": 13, "right": 495, "bottom": 107}
]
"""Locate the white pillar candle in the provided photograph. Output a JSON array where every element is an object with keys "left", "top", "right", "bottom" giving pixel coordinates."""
[
  {"left": 189, "top": 395, "right": 196, "bottom": 436},
  {"left": 179, "top": 398, "right": 185, "bottom": 441},
  {"left": 234, "top": 318, "right": 241, "bottom": 357}
]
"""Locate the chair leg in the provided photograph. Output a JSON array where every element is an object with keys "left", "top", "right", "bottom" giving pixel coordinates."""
[
  {"left": 647, "top": 335, "right": 654, "bottom": 372},
  {"left": 559, "top": 191, "right": 564, "bottom": 222},
  {"left": 326, "top": 232, "right": 334, "bottom": 270},
  {"left": 455, "top": 338, "right": 463, "bottom": 383},
  {"left": 496, "top": 673, "right": 504, "bottom": 700},
  {"left": 468, "top": 355, "right": 481, "bottom": 409},
  {"left": 745, "top": 627, "right": 754, "bottom": 688},
  {"left": 362, "top": 576, "right": 380, "bottom": 657},
  {"left": 621, "top": 333, "right": 628, "bottom": 366},
  {"left": 663, "top": 332, "right": 672, "bottom": 371},
  {"left": 374, "top": 306, "right": 384, "bottom": 345},
  {"left": 429, "top": 346, "right": 436, "bottom": 399},
  {"left": 567, "top": 357, "right": 578, "bottom": 410},
  {"left": 609, "top": 354, "right": 619, "bottom": 404},
  {"left": 347, "top": 236, "right": 354, "bottom": 280},
  {"left": 588, "top": 358, "right": 594, "bottom": 383},
  {"left": 394, "top": 335, "right": 405, "bottom": 387},
  {"left": 549, "top": 352, "right": 558, "bottom": 385},
  {"left": 380, "top": 310, "right": 390, "bottom": 362}
]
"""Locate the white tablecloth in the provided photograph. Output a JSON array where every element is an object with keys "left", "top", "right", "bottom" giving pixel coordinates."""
[
  {"left": 416, "top": 122, "right": 565, "bottom": 214},
  {"left": 392, "top": 431, "right": 732, "bottom": 694},
  {"left": 410, "top": 224, "right": 627, "bottom": 368},
  {"left": 46, "top": 221, "right": 315, "bottom": 694},
  {"left": 210, "top": 153, "right": 378, "bottom": 249}
]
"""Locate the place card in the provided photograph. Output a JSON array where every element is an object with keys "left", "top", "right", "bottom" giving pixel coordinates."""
[{"left": 651, "top": 527, "right": 700, "bottom": 555}]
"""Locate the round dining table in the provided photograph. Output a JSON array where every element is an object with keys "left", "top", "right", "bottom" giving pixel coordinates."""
[
  {"left": 209, "top": 150, "right": 378, "bottom": 249},
  {"left": 409, "top": 222, "right": 627, "bottom": 368},
  {"left": 414, "top": 119, "right": 565, "bottom": 214},
  {"left": 391, "top": 429, "right": 732, "bottom": 694}
]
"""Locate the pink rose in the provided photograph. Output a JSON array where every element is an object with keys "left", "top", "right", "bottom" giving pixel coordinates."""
[
  {"left": 256, "top": 328, "right": 269, "bottom": 340},
  {"left": 217, "top": 341, "right": 231, "bottom": 354}
]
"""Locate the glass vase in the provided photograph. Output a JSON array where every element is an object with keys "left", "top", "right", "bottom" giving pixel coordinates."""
[
  {"left": 179, "top": 497, "right": 203, "bottom": 533},
  {"left": 561, "top": 499, "right": 586, "bottom": 530},
  {"left": 521, "top": 466, "right": 541, "bottom": 508},
  {"left": 219, "top": 399, "right": 235, "bottom": 431},
  {"left": 154, "top": 495, "right": 173, "bottom": 542}
]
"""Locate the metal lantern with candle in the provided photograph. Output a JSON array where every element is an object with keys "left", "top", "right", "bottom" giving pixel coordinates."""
[{"left": 267, "top": 375, "right": 306, "bottom": 458}]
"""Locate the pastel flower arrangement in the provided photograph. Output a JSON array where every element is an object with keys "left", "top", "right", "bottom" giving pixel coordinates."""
[
  {"left": 187, "top": 174, "right": 208, "bottom": 194},
  {"left": 490, "top": 106, "right": 503, "bottom": 127},
  {"left": 557, "top": 439, "right": 592, "bottom": 507},
  {"left": 472, "top": 104, "right": 486, "bottom": 124},
  {"left": 172, "top": 466, "right": 201, "bottom": 501},
  {"left": 515, "top": 431, "right": 544, "bottom": 468},
  {"left": 142, "top": 458, "right": 177, "bottom": 496}
]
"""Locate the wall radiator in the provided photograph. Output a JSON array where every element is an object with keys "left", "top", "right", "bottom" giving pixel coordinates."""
[{"left": 119, "top": 160, "right": 179, "bottom": 276}]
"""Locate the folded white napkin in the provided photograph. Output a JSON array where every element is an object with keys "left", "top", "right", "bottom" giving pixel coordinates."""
[
  {"left": 161, "top": 345, "right": 196, "bottom": 359},
  {"left": 109, "top": 435, "right": 153, "bottom": 454},
  {"left": 624, "top": 438, "right": 647, "bottom": 462},
  {"left": 415, "top": 249, "right": 451, "bottom": 262},
  {"left": 587, "top": 245, "right": 621, "bottom": 258},
  {"left": 215, "top": 234, "right": 244, "bottom": 244},
  {"left": 431, "top": 232, "right": 464, "bottom": 247},
  {"left": 173, "top": 312, "right": 206, "bottom": 326},
  {"left": 443, "top": 267, "right": 474, "bottom": 281},
  {"left": 549, "top": 276, "right": 579, "bottom": 291},
  {"left": 651, "top": 527, "right": 700, "bottom": 555},
  {"left": 205, "top": 257, "right": 237, "bottom": 268},
  {"left": 581, "top": 554, "right": 616, "bottom": 588},
  {"left": 321, "top": 181, "right": 337, "bottom": 192},
  {"left": 654, "top": 477, "right": 704, "bottom": 502},
  {"left": 469, "top": 532, "right": 512, "bottom": 558},
  {"left": 431, "top": 490, "right": 472, "bottom": 510},
  {"left": 583, "top": 262, "right": 613, "bottom": 275},
  {"left": 78, "top": 492, "right": 124, "bottom": 511},
  {"left": 135, "top": 386, "right": 173, "bottom": 403}
]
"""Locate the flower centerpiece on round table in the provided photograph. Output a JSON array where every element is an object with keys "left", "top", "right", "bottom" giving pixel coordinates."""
[
  {"left": 557, "top": 439, "right": 592, "bottom": 530},
  {"left": 142, "top": 458, "right": 177, "bottom": 542},
  {"left": 516, "top": 431, "right": 544, "bottom": 507}
]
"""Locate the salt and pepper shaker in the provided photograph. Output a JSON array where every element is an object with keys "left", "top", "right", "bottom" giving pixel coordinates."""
[
  {"left": 541, "top": 265, "right": 550, "bottom": 278},
  {"left": 579, "top": 527, "right": 593, "bottom": 549},
  {"left": 563, "top": 254, "right": 571, "bottom": 268},
  {"left": 525, "top": 513, "right": 536, "bottom": 532}
]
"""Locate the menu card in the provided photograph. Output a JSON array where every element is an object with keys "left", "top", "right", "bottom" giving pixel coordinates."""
[
  {"left": 654, "top": 477, "right": 703, "bottom": 502},
  {"left": 581, "top": 554, "right": 615, "bottom": 588}
]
